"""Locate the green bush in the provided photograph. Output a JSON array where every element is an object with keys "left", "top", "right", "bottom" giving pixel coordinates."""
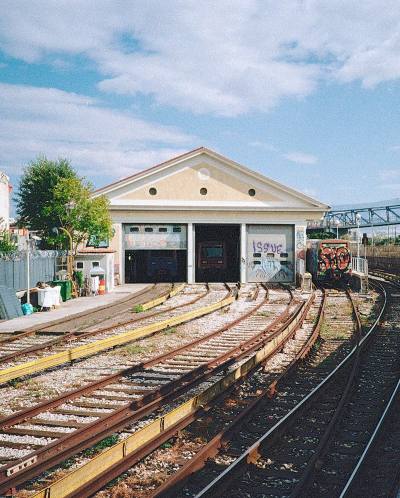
[{"left": 0, "top": 231, "right": 17, "bottom": 252}]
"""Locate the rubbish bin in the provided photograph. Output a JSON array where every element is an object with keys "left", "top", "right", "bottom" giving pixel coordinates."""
[
  {"left": 52, "top": 280, "right": 72, "bottom": 302},
  {"left": 90, "top": 267, "right": 106, "bottom": 295}
]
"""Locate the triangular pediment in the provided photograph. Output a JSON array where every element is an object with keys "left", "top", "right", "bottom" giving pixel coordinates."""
[{"left": 95, "top": 147, "right": 329, "bottom": 211}]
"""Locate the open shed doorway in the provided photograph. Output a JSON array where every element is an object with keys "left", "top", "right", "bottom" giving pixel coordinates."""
[
  {"left": 125, "top": 250, "right": 187, "bottom": 283},
  {"left": 195, "top": 224, "right": 240, "bottom": 282}
]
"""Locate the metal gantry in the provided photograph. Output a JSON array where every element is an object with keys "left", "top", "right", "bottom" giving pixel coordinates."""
[{"left": 308, "top": 203, "right": 400, "bottom": 230}]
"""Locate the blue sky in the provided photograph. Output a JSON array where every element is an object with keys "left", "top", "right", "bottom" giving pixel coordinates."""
[{"left": 1, "top": 1, "right": 400, "bottom": 208}]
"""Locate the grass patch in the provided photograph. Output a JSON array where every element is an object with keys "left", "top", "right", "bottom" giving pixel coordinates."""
[
  {"left": 257, "top": 311, "right": 271, "bottom": 317},
  {"left": 163, "top": 327, "right": 177, "bottom": 335},
  {"left": 311, "top": 338, "right": 322, "bottom": 353},
  {"left": 112, "top": 343, "right": 155, "bottom": 356},
  {"left": 8, "top": 378, "right": 22, "bottom": 388},
  {"left": 24, "top": 380, "right": 58, "bottom": 398},
  {"left": 320, "top": 322, "right": 349, "bottom": 340},
  {"left": 160, "top": 439, "right": 174, "bottom": 449},
  {"left": 83, "top": 435, "right": 119, "bottom": 458},
  {"left": 133, "top": 304, "right": 144, "bottom": 313}
]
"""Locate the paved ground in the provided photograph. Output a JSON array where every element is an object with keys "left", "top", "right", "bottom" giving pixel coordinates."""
[{"left": 0, "top": 284, "right": 150, "bottom": 334}]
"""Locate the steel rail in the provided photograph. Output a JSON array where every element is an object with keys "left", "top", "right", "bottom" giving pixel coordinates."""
[
  {"left": 0, "top": 284, "right": 244, "bottom": 428},
  {"left": 0, "top": 283, "right": 159, "bottom": 342},
  {"left": 151, "top": 288, "right": 325, "bottom": 498},
  {"left": 0, "top": 284, "right": 208, "bottom": 364},
  {"left": 0, "top": 283, "right": 281, "bottom": 492},
  {"left": 339, "top": 376, "right": 400, "bottom": 498},
  {"left": 29, "top": 288, "right": 312, "bottom": 498},
  {"left": 193, "top": 285, "right": 387, "bottom": 498},
  {"left": 289, "top": 288, "right": 363, "bottom": 496},
  {"left": 335, "top": 275, "right": 400, "bottom": 498},
  {"left": 0, "top": 285, "right": 230, "bottom": 385}
]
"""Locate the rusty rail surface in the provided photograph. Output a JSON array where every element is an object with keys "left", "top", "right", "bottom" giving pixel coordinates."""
[
  {"left": 0, "top": 284, "right": 233, "bottom": 385},
  {"left": 0, "top": 283, "right": 276, "bottom": 493},
  {"left": 0, "top": 283, "right": 159, "bottom": 341},
  {"left": 191, "top": 285, "right": 388, "bottom": 498},
  {"left": 27, "top": 289, "right": 313, "bottom": 498},
  {"left": 0, "top": 283, "right": 203, "bottom": 364},
  {"left": 152, "top": 289, "right": 325, "bottom": 498}
]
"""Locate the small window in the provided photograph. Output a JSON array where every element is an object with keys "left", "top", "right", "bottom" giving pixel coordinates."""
[
  {"left": 200, "top": 187, "right": 207, "bottom": 195},
  {"left": 173, "top": 226, "right": 181, "bottom": 233},
  {"left": 266, "top": 252, "right": 275, "bottom": 258},
  {"left": 145, "top": 227, "right": 153, "bottom": 233},
  {"left": 149, "top": 187, "right": 157, "bottom": 195},
  {"left": 76, "top": 262, "right": 84, "bottom": 269},
  {"left": 92, "top": 261, "right": 100, "bottom": 268},
  {"left": 248, "top": 188, "right": 256, "bottom": 197},
  {"left": 280, "top": 252, "right": 288, "bottom": 258},
  {"left": 253, "top": 260, "right": 261, "bottom": 265},
  {"left": 130, "top": 226, "right": 139, "bottom": 233},
  {"left": 281, "top": 260, "right": 289, "bottom": 266},
  {"left": 159, "top": 227, "right": 168, "bottom": 233},
  {"left": 253, "top": 253, "right": 262, "bottom": 258}
]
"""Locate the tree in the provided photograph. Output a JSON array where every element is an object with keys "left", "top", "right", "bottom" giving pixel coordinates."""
[
  {"left": 50, "top": 177, "right": 113, "bottom": 254},
  {"left": 15, "top": 157, "right": 113, "bottom": 252},
  {"left": 15, "top": 157, "right": 78, "bottom": 238}
]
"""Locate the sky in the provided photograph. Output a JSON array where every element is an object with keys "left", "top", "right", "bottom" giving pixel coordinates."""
[{"left": 1, "top": 1, "right": 400, "bottom": 208}]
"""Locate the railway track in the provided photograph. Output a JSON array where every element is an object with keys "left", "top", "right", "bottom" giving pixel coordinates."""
[
  {"left": 135, "top": 287, "right": 359, "bottom": 498},
  {"left": 0, "top": 283, "right": 166, "bottom": 338},
  {"left": 179, "top": 281, "right": 391, "bottom": 498},
  {"left": 0, "top": 284, "right": 303, "bottom": 494},
  {"left": 17, "top": 286, "right": 315, "bottom": 498},
  {"left": 0, "top": 283, "right": 207, "bottom": 366},
  {"left": 0, "top": 284, "right": 233, "bottom": 385}
]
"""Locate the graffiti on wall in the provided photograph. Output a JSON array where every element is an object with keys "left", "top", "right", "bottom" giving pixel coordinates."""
[
  {"left": 251, "top": 259, "right": 294, "bottom": 282},
  {"left": 247, "top": 228, "right": 294, "bottom": 282}
]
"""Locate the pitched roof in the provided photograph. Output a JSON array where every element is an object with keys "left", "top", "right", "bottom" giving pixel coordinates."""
[{"left": 93, "top": 146, "right": 329, "bottom": 210}]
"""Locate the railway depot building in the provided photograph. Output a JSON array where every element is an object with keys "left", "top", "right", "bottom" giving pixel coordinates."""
[{"left": 95, "top": 147, "right": 329, "bottom": 285}]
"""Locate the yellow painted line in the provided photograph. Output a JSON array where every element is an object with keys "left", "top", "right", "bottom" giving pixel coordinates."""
[
  {"left": 31, "top": 294, "right": 312, "bottom": 498},
  {"left": 0, "top": 291, "right": 233, "bottom": 385},
  {"left": 141, "top": 283, "right": 185, "bottom": 311}
]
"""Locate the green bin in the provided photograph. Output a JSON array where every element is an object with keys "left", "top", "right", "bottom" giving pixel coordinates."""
[{"left": 52, "top": 280, "right": 72, "bottom": 302}]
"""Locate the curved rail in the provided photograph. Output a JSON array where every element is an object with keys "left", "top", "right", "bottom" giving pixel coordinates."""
[
  {"left": 0, "top": 283, "right": 276, "bottom": 493},
  {"left": 0, "top": 283, "right": 160, "bottom": 340},
  {"left": 0, "top": 284, "right": 203, "bottom": 364},
  {"left": 339, "top": 377, "right": 400, "bottom": 497},
  {"left": 0, "top": 284, "right": 230, "bottom": 385},
  {"left": 152, "top": 289, "right": 325, "bottom": 497},
  {"left": 8, "top": 287, "right": 309, "bottom": 497},
  {"left": 192, "top": 286, "right": 387, "bottom": 498}
]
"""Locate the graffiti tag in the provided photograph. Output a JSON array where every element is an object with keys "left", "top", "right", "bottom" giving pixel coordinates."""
[{"left": 252, "top": 241, "right": 283, "bottom": 254}]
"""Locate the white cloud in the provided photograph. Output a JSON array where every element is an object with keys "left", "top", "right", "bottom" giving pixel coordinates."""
[
  {"left": 284, "top": 151, "right": 318, "bottom": 165},
  {"left": 0, "top": 83, "right": 193, "bottom": 178},
  {"left": 1, "top": 1, "right": 399, "bottom": 116}
]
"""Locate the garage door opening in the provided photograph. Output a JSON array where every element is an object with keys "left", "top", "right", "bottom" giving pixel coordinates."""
[
  {"left": 125, "top": 250, "right": 187, "bottom": 283},
  {"left": 195, "top": 224, "right": 240, "bottom": 282}
]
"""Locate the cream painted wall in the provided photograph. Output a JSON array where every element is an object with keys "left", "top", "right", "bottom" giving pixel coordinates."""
[{"left": 116, "top": 162, "right": 282, "bottom": 203}]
